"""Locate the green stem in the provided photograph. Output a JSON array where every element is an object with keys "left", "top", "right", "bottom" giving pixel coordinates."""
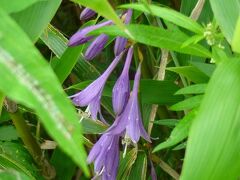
[
  {"left": 5, "top": 98, "right": 55, "bottom": 179},
  {"left": 10, "top": 111, "right": 42, "bottom": 159}
]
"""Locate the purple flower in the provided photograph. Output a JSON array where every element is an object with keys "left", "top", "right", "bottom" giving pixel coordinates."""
[
  {"left": 106, "top": 63, "right": 151, "bottom": 143},
  {"left": 68, "top": 20, "right": 112, "bottom": 47},
  {"left": 87, "top": 134, "right": 120, "bottom": 180},
  {"left": 84, "top": 34, "right": 109, "bottom": 60},
  {"left": 80, "top": 8, "right": 96, "bottom": 20},
  {"left": 70, "top": 51, "right": 125, "bottom": 120},
  {"left": 114, "top": 10, "right": 132, "bottom": 56},
  {"left": 112, "top": 46, "right": 133, "bottom": 115}
]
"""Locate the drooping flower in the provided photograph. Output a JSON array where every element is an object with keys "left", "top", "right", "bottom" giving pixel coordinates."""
[
  {"left": 80, "top": 8, "right": 96, "bottom": 20},
  {"left": 68, "top": 20, "right": 112, "bottom": 47},
  {"left": 87, "top": 134, "right": 120, "bottom": 180},
  {"left": 84, "top": 34, "right": 109, "bottom": 60},
  {"left": 114, "top": 9, "right": 132, "bottom": 56},
  {"left": 106, "top": 63, "right": 151, "bottom": 143},
  {"left": 70, "top": 51, "right": 125, "bottom": 120},
  {"left": 112, "top": 46, "right": 133, "bottom": 115}
]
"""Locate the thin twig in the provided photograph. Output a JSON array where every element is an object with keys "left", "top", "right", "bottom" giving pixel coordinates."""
[
  {"left": 148, "top": 49, "right": 169, "bottom": 135},
  {"left": 190, "top": 0, "right": 206, "bottom": 20}
]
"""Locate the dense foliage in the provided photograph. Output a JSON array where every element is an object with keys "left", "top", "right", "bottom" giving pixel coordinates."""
[{"left": 0, "top": 0, "right": 240, "bottom": 179}]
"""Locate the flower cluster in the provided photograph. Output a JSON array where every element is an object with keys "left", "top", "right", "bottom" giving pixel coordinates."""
[{"left": 69, "top": 8, "right": 150, "bottom": 180}]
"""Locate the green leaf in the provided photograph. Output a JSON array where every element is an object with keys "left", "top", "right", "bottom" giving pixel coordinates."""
[
  {"left": 175, "top": 84, "right": 207, "bottom": 95},
  {"left": 0, "top": 0, "right": 46, "bottom": 14},
  {"left": 54, "top": 46, "right": 85, "bottom": 84},
  {"left": 232, "top": 16, "right": 240, "bottom": 53},
  {"left": 120, "top": 3, "right": 204, "bottom": 34},
  {"left": 40, "top": 24, "right": 68, "bottom": 58},
  {"left": 154, "top": 119, "right": 179, "bottom": 127},
  {"left": 180, "top": 0, "right": 213, "bottom": 24},
  {"left": 167, "top": 66, "right": 209, "bottom": 83},
  {"left": 11, "top": 0, "right": 61, "bottom": 42},
  {"left": 0, "top": 142, "right": 41, "bottom": 179},
  {"left": 0, "top": 126, "right": 18, "bottom": 141},
  {"left": 50, "top": 148, "right": 76, "bottom": 180},
  {"left": 91, "top": 25, "right": 211, "bottom": 57},
  {"left": 72, "top": 0, "right": 128, "bottom": 35},
  {"left": 170, "top": 95, "right": 203, "bottom": 111},
  {"left": 0, "top": 170, "right": 32, "bottom": 180},
  {"left": 210, "top": 0, "right": 240, "bottom": 43},
  {"left": 181, "top": 57, "right": 240, "bottom": 180},
  {"left": 0, "top": 9, "right": 88, "bottom": 175},
  {"left": 0, "top": 91, "right": 4, "bottom": 116},
  {"left": 191, "top": 62, "right": 216, "bottom": 77},
  {"left": 81, "top": 118, "right": 108, "bottom": 134},
  {"left": 128, "top": 152, "right": 147, "bottom": 180},
  {"left": 153, "top": 110, "right": 196, "bottom": 152},
  {"left": 117, "top": 148, "right": 138, "bottom": 180}
]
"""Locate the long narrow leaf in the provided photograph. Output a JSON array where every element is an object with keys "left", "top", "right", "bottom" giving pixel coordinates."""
[
  {"left": 181, "top": 57, "right": 240, "bottom": 180},
  {"left": 0, "top": 8, "right": 88, "bottom": 176}
]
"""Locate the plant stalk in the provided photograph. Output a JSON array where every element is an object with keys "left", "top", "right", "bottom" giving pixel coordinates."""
[{"left": 5, "top": 98, "right": 55, "bottom": 179}]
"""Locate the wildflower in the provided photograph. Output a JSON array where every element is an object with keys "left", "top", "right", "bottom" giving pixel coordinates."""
[
  {"left": 70, "top": 51, "right": 125, "bottom": 120},
  {"left": 68, "top": 20, "right": 112, "bottom": 47},
  {"left": 84, "top": 34, "right": 109, "bottom": 60},
  {"left": 87, "top": 134, "right": 120, "bottom": 180},
  {"left": 80, "top": 8, "right": 96, "bottom": 20},
  {"left": 106, "top": 63, "right": 151, "bottom": 143},
  {"left": 114, "top": 9, "right": 132, "bottom": 56},
  {"left": 112, "top": 46, "right": 133, "bottom": 115}
]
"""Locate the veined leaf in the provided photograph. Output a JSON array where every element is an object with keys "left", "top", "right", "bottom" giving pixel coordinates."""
[
  {"left": 0, "top": 0, "right": 46, "bottom": 14},
  {"left": 11, "top": 0, "right": 61, "bottom": 42},
  {"left": 181, "top": 57, "right": 240, "bottom": 180},
  {"left": 0, "top": 9, "right": 88, "bottom": 175},
  {"left": 91, "top": 25, "right": 211, "bottom": 57},
  {"left": 40, "top": 24, "right": 68, "bottom": 58},
  {"left": 210, "top": 0, "right": 240, "bottom": 43},
  {"left": 153, "top": 110, "right": 196, "bottom": 152},
  {"left": 120, "top": 3, "right": 204, "bottom": 34}
]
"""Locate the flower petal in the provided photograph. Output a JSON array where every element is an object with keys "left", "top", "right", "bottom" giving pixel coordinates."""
[
  {"left": 80, "top": 8, "right": 96, "bottom": 20},
  {"left": 85, "top": 34, "right": 109, "bottom": 60}
]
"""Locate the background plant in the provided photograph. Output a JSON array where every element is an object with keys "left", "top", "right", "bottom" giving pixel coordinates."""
[{"left": 0, "top": 0, "right": 239, "bottom": 179}]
